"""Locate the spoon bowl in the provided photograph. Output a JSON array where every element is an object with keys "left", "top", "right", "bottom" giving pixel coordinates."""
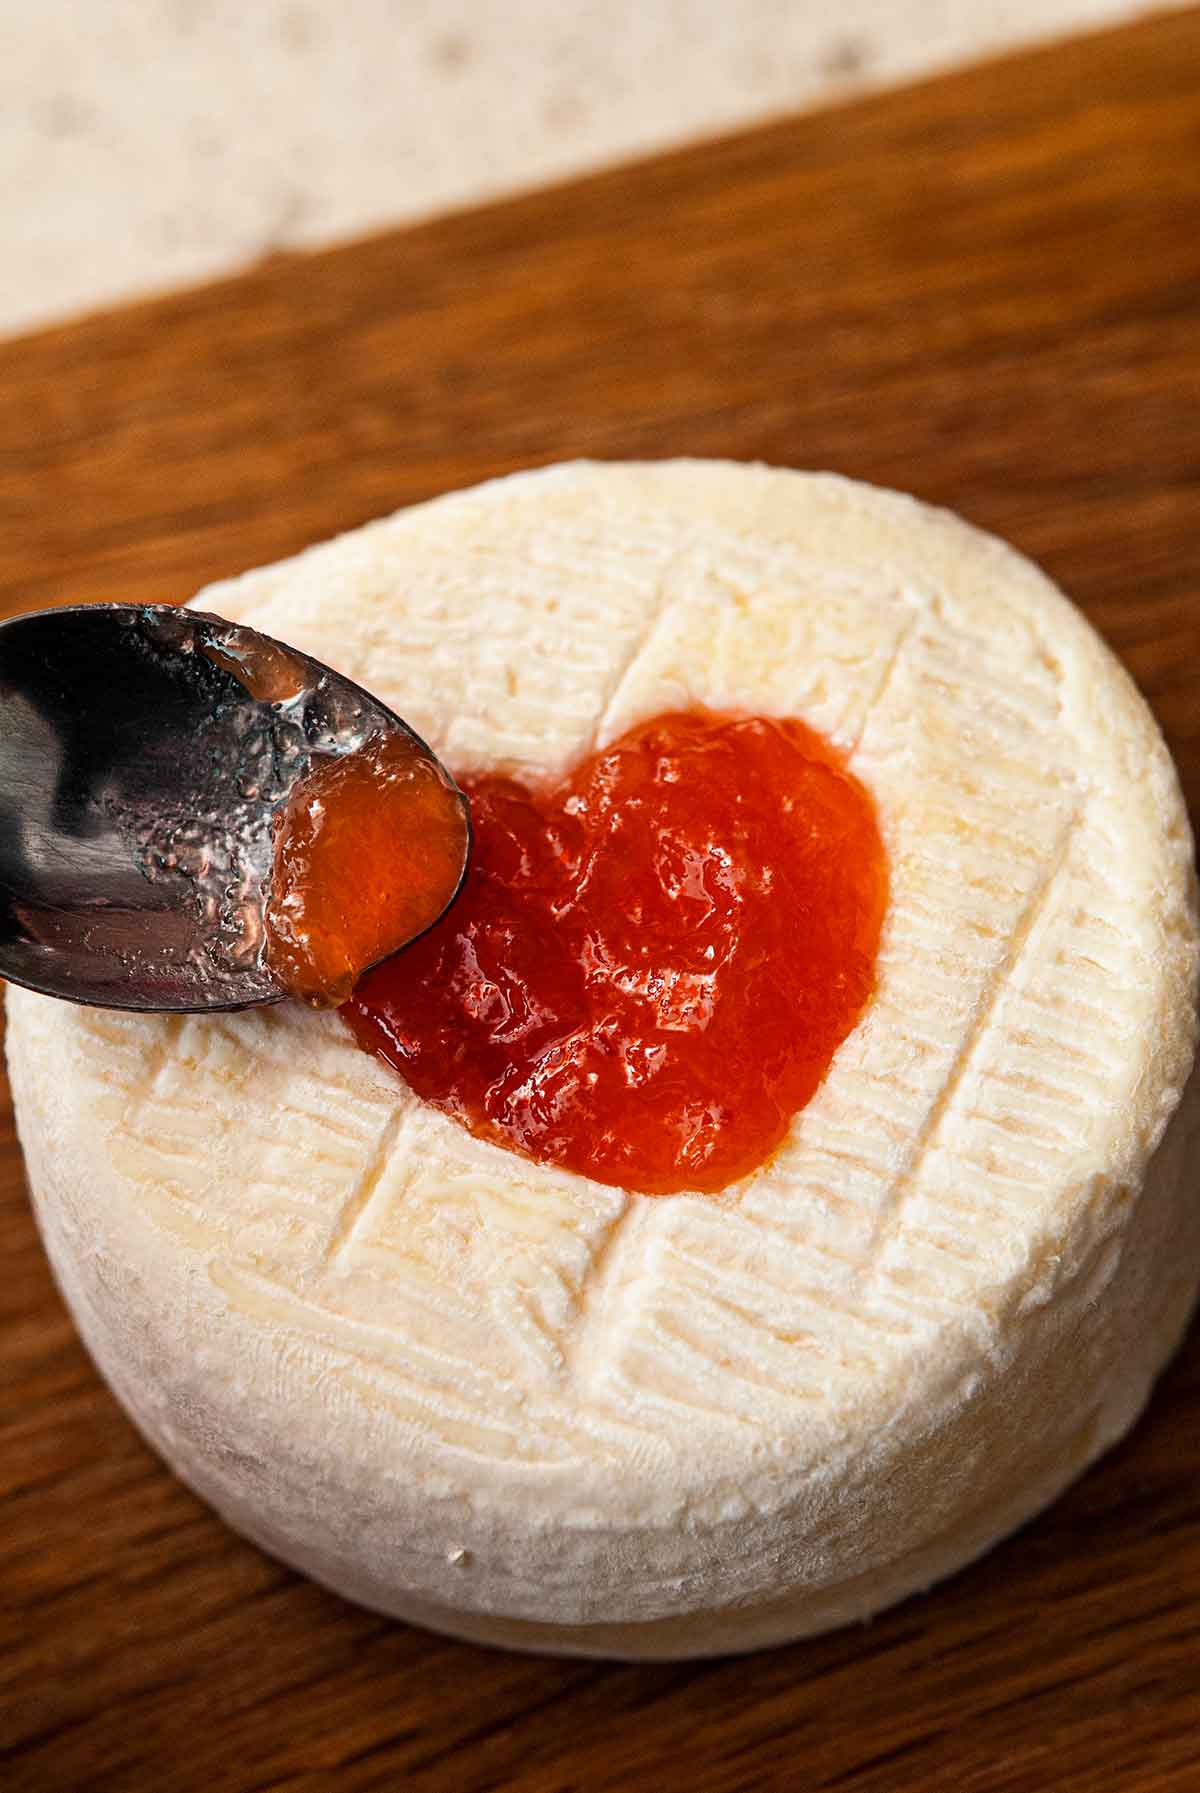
[{"left": 0, "top": 604, "right": 468, "bottom": 1012}]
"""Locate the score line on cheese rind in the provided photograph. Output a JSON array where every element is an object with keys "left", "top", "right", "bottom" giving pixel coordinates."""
[{"left": 8, "top": 460, "right": 1199, "bottom": 1659}]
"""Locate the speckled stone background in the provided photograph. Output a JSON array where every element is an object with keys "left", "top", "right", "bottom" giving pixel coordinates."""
[{"left": 0, "top": 0, "right": 1165, "bottom": 336}]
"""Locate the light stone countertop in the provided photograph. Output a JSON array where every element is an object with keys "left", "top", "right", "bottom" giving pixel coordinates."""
[{"left": 0, "top": 0, "right": 1161, "bottom": 339}]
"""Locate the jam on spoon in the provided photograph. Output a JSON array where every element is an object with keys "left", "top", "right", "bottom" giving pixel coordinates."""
[
  {"left": 265, "top": 729, "right": 471, "bottom": 1007},
  {"left": 0, "top": 604, "right": 468, "bottom": 1013}
]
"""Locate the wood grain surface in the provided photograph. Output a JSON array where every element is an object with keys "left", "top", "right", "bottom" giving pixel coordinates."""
[{"left": 4, "top": 11, "right": 1200, "bottom": 1790}]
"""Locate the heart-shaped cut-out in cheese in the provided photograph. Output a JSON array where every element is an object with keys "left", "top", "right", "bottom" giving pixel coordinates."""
[{"left": 345, "top": 709, "right": 887, "bottom": 1194}]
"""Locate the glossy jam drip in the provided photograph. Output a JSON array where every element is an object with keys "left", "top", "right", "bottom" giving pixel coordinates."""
[
  {"left": 199, "top": 631, "right": 309, "bottom": 705},
  {"left": 345, "top": 710, "right": 886, "bottom": 1195},
  {"left": 265, "top": 732, "right": 470, "bottom": 1007}
]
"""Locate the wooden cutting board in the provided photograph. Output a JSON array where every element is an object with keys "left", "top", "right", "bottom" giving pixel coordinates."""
[{"left": 3, "top": 11, "right": 1200, "bottom": 1790}]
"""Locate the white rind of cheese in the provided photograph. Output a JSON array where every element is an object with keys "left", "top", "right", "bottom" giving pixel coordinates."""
[{"left": 8, "top": 460, "right": 1200, "bottom": 1659}]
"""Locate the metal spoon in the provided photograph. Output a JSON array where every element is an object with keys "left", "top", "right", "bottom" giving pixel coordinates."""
[{"left": 0, "top": 604, "right": 469, "bottom": 1013}]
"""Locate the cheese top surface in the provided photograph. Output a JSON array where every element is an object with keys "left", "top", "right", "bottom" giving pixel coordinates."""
[{"left": 9, "top": 461, "right": 1198, "bottom": 1641}]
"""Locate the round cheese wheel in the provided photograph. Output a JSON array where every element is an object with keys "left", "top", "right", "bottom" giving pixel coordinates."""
[{"left": 9, "top": 462, "right": 1200, "bottom": 1659}]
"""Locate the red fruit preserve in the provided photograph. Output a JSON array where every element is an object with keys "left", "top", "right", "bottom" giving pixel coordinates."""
[
  {"left": 346, "top": 711, "right": 886, "bottom": 1195},
  {"left": 265, "top": 732, "right": 470, "bottom": 1007}
]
